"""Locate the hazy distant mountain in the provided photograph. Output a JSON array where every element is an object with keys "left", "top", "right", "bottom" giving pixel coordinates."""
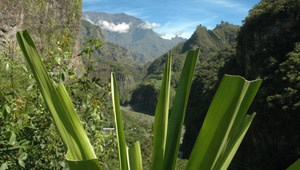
[
  {"left": 80, "top": 19, "right": 135, "bottom": 62},
  {"left": 80, "top": 19, "right": 150, "bottom": 104},
  {"left": 82, "top": 11, "right": 186, "bottom": 63}
]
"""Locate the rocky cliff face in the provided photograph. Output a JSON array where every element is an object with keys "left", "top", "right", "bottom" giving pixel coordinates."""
[{"left": 0, "top": 0, "right": 82, "bottom": 55}]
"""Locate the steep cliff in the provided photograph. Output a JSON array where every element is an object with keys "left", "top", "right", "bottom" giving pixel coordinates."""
[
  {"left": 233, "top": 0, "right": 300, "bottom": 169},
  {"left": 237, "top": 0, "right": 300, "bottom": 79},
  {"left": 0, "top": 0, "right": 82, "bottom": 55},
  {"left": 183, "top": 1, "right": 300, "bottom": 169}
]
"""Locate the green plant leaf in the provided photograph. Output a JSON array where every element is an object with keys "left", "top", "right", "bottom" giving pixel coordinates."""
[
  {"left": 4, "top": 105, "right": 11, "bottom": 114},
  {"left": 8, "top": 132, "right": 16, "bottom": 145},
  {"left": 129, "top": 141, "right": 143, "bottom": 170},
  {"left": 111, "top": 72, "right": 129, "bottom": 170},
  {"left": 218, "top": 112, "right": 256, "bottom": 169},
  {"left": 0, "top": 162, "right": 8, "bottom": 170},
  {"left": 18, "top": 152, "right": 28, "bottom": 168},
  {"left": 163, "top": 49, "right": 200, "bottom": 170},
  {"left": 151, "top": 53, "right": 172, "bottom": 170},
  {"left": 17, "top": 30, "right": 101, "bottom": 169},
  {"left": 287, "top": 158, "right": 300, "bottom": 170},
  {"left": 68, "top": 160, "right": 104, "bottom": 170},
  {"left": 186, "top": 75, "right": 261, "bottom": 170}
]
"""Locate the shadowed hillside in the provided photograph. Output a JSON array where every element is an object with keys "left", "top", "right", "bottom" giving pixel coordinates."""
[{"left": 183, "top": 1, "right": 300, "bottom": 169}]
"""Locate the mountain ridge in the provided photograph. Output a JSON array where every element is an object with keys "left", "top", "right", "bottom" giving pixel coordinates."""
[
  {"left": 130, "top": 22, "right": 240, "bottom": 114},
  {"left": 82, "top": 11, "right": 186, "bottom": 63}
]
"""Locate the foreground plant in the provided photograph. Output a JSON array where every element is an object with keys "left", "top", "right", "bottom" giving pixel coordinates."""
[
  {"left": 288, "top": 159, "right": 300, "bottom": 170},
  {"left": 111, "top": 49, "right": 263, "bottom": 170},
  {"left": 18, "top": 29, "right": 264, "bottom": 170},
  {"left": 17, "top": 30, "right": 102, "bottom": 169}
]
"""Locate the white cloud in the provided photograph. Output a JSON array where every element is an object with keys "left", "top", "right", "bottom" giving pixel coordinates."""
[
  {"left": 82, "top": 14, "right": 95, "bottom": 25},
  {"left": 154, "top": 20, "right": 199, "bottom": 40},
  {"left": 97, "top": 20, "right": 131, "bottom": 33},
  {"left": 139, "top": 21, "right": 160, "bottom": 29},
  {"left": 154, "top": 16, "right": 220, "bottom": 40},
  {"left": 160, "top": 32, "right": 192, "bottom": 40}
]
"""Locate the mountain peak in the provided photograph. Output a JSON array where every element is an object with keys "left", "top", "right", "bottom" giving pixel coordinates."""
[{"left": 82, "top": 11, "right": 186, "bottom": 63}]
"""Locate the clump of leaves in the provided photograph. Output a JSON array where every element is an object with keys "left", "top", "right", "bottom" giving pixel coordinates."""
[
  {"left": 17, "top": 29, "right": 265, "bottom": 170},
  {"left": 111, "top": 49, "right": 262, "bottom": 170}
]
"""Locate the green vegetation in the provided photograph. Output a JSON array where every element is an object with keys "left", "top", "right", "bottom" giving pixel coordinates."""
[
  {"left": 112, "top": 48, "right": 262, "bottom": 170},
  {"left": 0, "top": 32, "right": 81, "bottom": 169},
  {"left": 0, "top": 28, "right": 150, "bottom": 169},
  {"left": 9, "top": 30, "right": 261, "bottom": 170},
  {"left": 17, "top": 30, "right": 102, "bottom": 169},
  {"left": 288, "top": 159, "right": 300, "bottom": 170}
]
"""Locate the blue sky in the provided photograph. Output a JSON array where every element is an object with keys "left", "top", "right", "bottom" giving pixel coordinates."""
[{"left": 82, "top": 0, "right": 260, "bottom": 39}]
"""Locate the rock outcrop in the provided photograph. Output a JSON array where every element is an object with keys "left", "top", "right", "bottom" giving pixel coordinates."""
[{"left": 0, "top": 0, "right": 82, "bottom": 55}]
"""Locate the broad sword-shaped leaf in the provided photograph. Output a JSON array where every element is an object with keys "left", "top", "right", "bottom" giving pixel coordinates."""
[
  {"left": 17, "top": 30, "right": 101, "bottom": 170},
  {"left": 111, "top": 73, "right": 129, "bottom": 170},
  {"left": 287, "top": 158, "right": 300, "bottom": 170},
  {"left": 151, "top": 53, "right": 172, "bottom": 170},
  {"left": 186, "top": 75, "right": 261, "bottom": 170},
  {"left": 164, "top": 49, "right": 200, "bottom": 170},
  {"left": 129, "top": 141, "right": 143, "bottom": 170}
]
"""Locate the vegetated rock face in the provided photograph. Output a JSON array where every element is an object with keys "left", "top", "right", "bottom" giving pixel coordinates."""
[
  {"left": 232, "top": 1, "right": 300, "bottom": 169},
  {"left": 182, "top": 1, "right": 300, "bottom": 170},
  {"left": 237, "top": 0, "right": 300, "bottom": 79},
  {"left": 0, "top": 0, "right": 82, "bottom": 55}
]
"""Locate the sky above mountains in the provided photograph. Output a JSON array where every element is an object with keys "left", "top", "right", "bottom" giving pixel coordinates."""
[{"left": 82, "top": 0, "right": 259, "bottom": 39}]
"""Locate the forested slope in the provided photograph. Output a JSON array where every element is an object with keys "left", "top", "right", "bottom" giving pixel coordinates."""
[
  {"left": 183, "top": 1, "right": 300, "bottom": 169},
  {"left": 233, "top": 0, "right": 300, "bottom": 169}
]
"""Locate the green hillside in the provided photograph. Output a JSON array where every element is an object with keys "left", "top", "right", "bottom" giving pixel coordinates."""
[{"left": 130, "top": 22, "right": 240, "bottom": 114}]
